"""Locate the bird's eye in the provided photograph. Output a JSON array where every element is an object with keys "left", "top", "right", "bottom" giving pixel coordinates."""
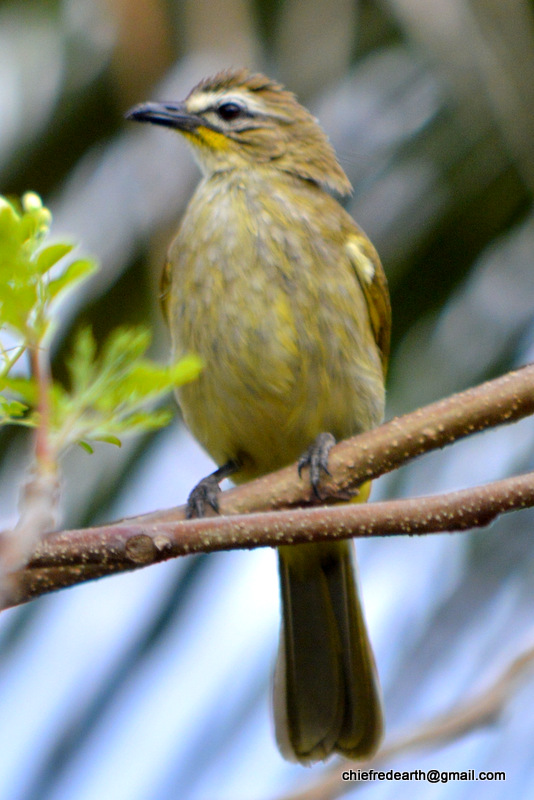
[{"left": 216, "top": 102, "right": 243, "bottom": 121}]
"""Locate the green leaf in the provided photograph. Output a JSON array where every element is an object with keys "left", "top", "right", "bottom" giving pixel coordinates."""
[
  {"left": 0, "top": 198, "right": 21, "bottom": 243},
  {"left": 78, "top": 441, "right": 94, "bottom": 454},
  {"left": 168, "top": 353, "right": 204, "bottom": 385},
  {"left": 0, "top": 396, "right": 28, "bottom": 419},
  {"left": 1, "top": 284, "right": 37, "bottom": 333},
  {"left": 21, "top": 192, "right": 45, "bottom": 214},
  {"left": 47, "top": 258, "right": 96, "bottom": 300},
  {"left": 95, "top": 435, "right": 122, "bottom": 447},
  {"left": 66, "top": 327, "right": 97, "bottom": 392},
  {"left": 0, "top": 376, "right": 38, "bottom": 405},
  {"left": 36, "top": 243, "right": 74, "bottom": 275},
  {"left": 19, "top": 202, "right": 51, "bottom": 243}
]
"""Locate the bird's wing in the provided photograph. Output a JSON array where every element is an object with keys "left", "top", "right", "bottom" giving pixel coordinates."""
[{"left": 345, "top": 231, "right": 391, "bottom": 376}]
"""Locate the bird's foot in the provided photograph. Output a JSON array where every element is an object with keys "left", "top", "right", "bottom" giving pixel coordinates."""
[
  {"left": 186, "top": 460, "right": 239, "bottom": 518},
  {"left": 297, "top": 432, "right": 336, "bottom": 499}
]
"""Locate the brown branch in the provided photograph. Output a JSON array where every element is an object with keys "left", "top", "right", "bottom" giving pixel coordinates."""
[
  {"left": 199, "top": 361, "right": 534, "bottom": 516},
  {"left": 2, "top": 363, "right": 534, "bottom": 608},
  {"left": 274, "top": 640, "right": 534, "bottom": 800},
  {"left": 6, "top": 469, "right": 534, "bottom": 608}
]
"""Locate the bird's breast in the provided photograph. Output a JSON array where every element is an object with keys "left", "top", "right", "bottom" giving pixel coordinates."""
[{"left": 165, "top": 173, "right": 384, "bottom": 478}]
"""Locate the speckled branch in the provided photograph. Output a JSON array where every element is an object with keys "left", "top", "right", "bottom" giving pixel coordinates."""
[{"left": 3, "top": 362, "right": 534, "bottom": 609}]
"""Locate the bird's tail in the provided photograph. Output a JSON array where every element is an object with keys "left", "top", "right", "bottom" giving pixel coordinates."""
[{"left": 274, "top": 535, "right": 383, "bottom": 763}]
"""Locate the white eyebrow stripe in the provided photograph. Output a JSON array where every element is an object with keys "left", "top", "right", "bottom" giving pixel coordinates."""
[{"left": 186, "top": 89, "right": 267, "bottom": 115}]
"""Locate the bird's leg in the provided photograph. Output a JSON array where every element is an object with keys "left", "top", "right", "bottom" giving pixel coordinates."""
[
  {"left": 186, "top": 459, "right": 240, "bottom": 518},
  {"left": 297, "top": 432, "right": 336, "bottom": 499}
]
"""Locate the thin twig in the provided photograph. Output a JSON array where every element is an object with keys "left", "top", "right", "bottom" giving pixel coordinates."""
[
  {"left": 0, "top": 343, "right": 59, "bottom": 591},
  {"left": 0, "top": 343, "right": 26, "bottom": 378},
  {"left": 29, "top": 343, "right": 54, "bottom": 468}
]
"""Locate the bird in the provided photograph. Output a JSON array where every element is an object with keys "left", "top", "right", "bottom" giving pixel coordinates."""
[{"left": 126, "top": 68, "right": 391, "bottom": 764}]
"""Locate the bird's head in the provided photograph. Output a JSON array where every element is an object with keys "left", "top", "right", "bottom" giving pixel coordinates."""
[{"left": 126, "top": 68, "right": 351, "bottom": 196}]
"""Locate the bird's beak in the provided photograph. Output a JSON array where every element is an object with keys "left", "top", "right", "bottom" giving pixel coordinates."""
[{"left": 125, "top": 101, "right": 202, "bottom": 132}]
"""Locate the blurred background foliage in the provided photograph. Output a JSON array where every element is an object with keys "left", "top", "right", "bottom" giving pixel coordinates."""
[{"left": 1, "top": 1, "right": 534, "bottom": 799}]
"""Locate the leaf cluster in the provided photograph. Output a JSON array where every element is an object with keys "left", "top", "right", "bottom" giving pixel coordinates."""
[
  {"left": 56, "top": 327, "right": 202, "bottom": 454},
  {"left": 0, "top": 193, "right": 202, "bottom": 454},
  {"left": 0, "top": 192, "right": 94, "bottom": 357}
]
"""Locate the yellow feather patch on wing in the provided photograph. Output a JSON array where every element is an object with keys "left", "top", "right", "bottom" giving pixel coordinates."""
[
  {"left": 346, "top": 239, "right": 375, "bottom": 283},
  {"left": 345, "top": 234, "right": 391, "bottom": 376}
]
